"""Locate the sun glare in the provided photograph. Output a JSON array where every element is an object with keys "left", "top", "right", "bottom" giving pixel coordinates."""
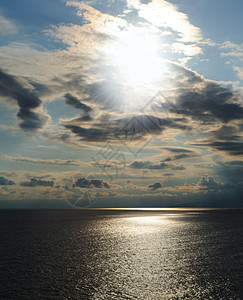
[{"left": 105, "top": 31, "right": 162, "bottom": 86}]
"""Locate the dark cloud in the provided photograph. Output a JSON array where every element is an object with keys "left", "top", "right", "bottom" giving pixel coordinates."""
[
  {"left": 74, "top": 178, "right": 110, "bottom": 189},
  {"left": 162, "top": 153, "right": 196, "bottom": 162},
  {"left": 193, "top": 141, "right": 243, "bottom": 156},
  {"left": 148, "top": 182, "right": 163, "bottom": 190},
  {"left": 167, "top": 63, "right": 243, "bottom": 125},
  {"left": 29, "top": 81, "right": 51, "bottom": 97},
  {"left": 64, "top": 93, "right": 92, "bottom": 112},
  {"left": 54, "top": 63, "right": 243, "bottom": 160},
  {"left": 197, "top": 176, "right": 232, "bottom": 192},
  {"left": 0, "top": 176, "right": 15, "bottom": 185},
  {"left": 163, "top": 173, "right": 174, "bottom": 177},
  {"left": 171, "top": 87, "right": 243, "bottom": 124},
  {"left": 130, "top": 160, "right": 185, "bottom": 170},
  {"left": 55, "top": 77, "right": 125, "bottom": 111},
  {"left": 130, "top": 161, "right": 151, "bottom": 169},
  {"left": 20, "top": 178, "right": 55, "bottom": 187},
  {"left": 116, "top": 115, "right": 189, "bottom": 135},
  {"left": 171, "top": 70, "right": 243, "bottom": 124},
  {"left": 42, "top": 62, "right": 243, "bottom": 155},
  {"left": 163, "top": 63, "right": 243, "bottom": 157},
  {"left": 208, "top": 125, "right": 241, "bottom": 141},
  {"left": 41, "top": 62, "right": 243, "bottom": 152},
  {"left": 171, "top": 165, "right": 186, "bottom": 170},
  {"left": 17, "top": 109, "right": 49, "bottom": 131},
  {"left": 198, "top": 125, "right": 243, "bottom": 156},
  {"left": 64, "top": 124, "right": 109, "bottom": 142},
  {"left": 63, "top": 114, "right": 190, "bottom": 142},
  {"left": 162, "top": 147, "right": 194, "bottom": 153},
  {"left": 0, "top": 69, "right": 49, "bottom": 130},
  {"left": 198, "top": 176, "right": 220, "bottom": 189},
  {"left": 174, "top": 153, "right": 193, "bottom": 160}
]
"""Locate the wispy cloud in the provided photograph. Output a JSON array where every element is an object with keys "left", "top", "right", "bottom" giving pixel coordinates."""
[
  {"left": 0, "top": 13, "right": 17, "bottom": 35},
  {"left": 127, "top": 0, "right": 202, "bottom": 43},
  {"left": 220, "top": 41, "right": 243, "bottom": 80},
  {"left": 4, "top": 154, "right": 85, "bottom": 166}
]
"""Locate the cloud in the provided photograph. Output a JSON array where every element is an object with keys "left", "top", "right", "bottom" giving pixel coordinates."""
[
  {"left": 63, "top": 124, "right": 110, "bottom": 142},
  {"left": 159, "top": 63, "right": 243, "bottom": 156},
  {"left": 196, "top": 176, "right": 231, "bottom": 192},
  {"left": 148, "top": 182, "right": 163, "bottom": 190},
  {"left": 219, "top": 41, "right": 243, "bottom": 80},
  {"left": 171, "top": 42, "right": 202, "bottom": 56},
  {"left": 0, "top": 69, "right": 49, "bottom": 130},
  {"left": 163, "top": 173, "right": 175, "bottom": 177},
  {"left": 41, "top": 126, "right": 100, "bottom": 149},
  {"left": 4, "top": 155, "right": 84, "bottom": 166},
  {"left": 159, "top": 176, "right": 234, "bottom": 195},
  {"left": 125, "top": 180, "right": 141, "bottom": 190},
  {"left": 0, "top": 176, "right": 15, "bottom": 185},
  {"left": 233, "top": 66, "right": 243, "bottom": 81},
  {"left": 0, "top": 14, "right": 17, "bottom": 35},
  {"left": 45, "top": 3, "right": 126, "bottom": 55},
  {"left": 74, "top": 178, "right": 110, "bottom": 189},
  {"left": 193, "top": 125, "right": 243, "bottom": 156},
  {"left": 85, "top": 80, "right": 125, "bottom": 111},
  {"left": 58, "top": 61, "right": 243, "bottom": 151},
  {"left": 130, "top": 160, "right": 185, "bottom": 170},
  {"left": 20, "top": 178, "right": 55, "bottom": 187},
  {"left": 193, "top": 141, "right": 243, "bottom": 156},
  {"left": 64, "top": 93, "right": 92, "bottom": 112},
  {"left": 220, "top": 41, "right": 243, "bottom": 60},
  {"left": 168, "top": 64, "right": 243, "bottom": 124},
  {"left": 162, "top": 147, "right": 195, "bottom": 153},
  {"left": 213, "top": 40, "right": 243, "bottom": 83},
  {"left": 37, "top": 1, "right": 205, "bottom": 114},
  {"left": 0, "top": 43, "right": 89, "bottom": 87},
  {"left": 62, "top": 114, "right": 93, "bottom": 125},
  {"left": 208, "top": 125, "right": 242, "bottom": 141},
  {"left": 130, "top": 161, "right": 151, "bottom": 169},
  {"left": 63, "top": 114, "right": 189, "bottom": 143},
  {"left": 17, "top": 109, "right": 50, "bottom": 131},
  {"left": 0, "top": 0, "right": 242, "bottom": 186},
  {"left": 162, "top": 153, "right": 197, "bottom": 162},
  {"left": 127, "top": 0, "right": 202, "bottom": 43}
]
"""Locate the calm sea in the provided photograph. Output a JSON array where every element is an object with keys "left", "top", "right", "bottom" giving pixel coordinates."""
[{"left": 0, "top": 209, "right": 242, "bottom": 299}]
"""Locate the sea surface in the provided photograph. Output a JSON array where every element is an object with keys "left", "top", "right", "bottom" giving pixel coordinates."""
[{"left": 0, "top": 209, "right": 242, "bottom": 299}]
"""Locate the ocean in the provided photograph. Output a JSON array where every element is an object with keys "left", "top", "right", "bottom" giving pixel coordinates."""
[{"left": 0, "top": 209, "right": 242, "bottom": 299}]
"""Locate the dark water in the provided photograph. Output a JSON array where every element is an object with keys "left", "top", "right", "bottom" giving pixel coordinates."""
[{"left": 0, "top": 209, "right": 242, "bottom": 299}]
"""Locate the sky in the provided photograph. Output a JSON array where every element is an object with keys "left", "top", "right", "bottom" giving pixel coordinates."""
[{"left": 0, "top": 0, "right": 243, "bottom": 208}]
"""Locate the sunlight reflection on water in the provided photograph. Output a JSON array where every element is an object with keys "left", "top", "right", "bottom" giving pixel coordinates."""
[
  {"left": 0, "top": 210, "right": 242, "bottom": 299},
  {"left": 128, "top": 216, "right": 164, "bottom": 223}
]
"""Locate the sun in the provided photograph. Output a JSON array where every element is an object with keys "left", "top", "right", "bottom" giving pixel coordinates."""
[{"left": 105, "top": 29, "right": 163, "bottom": 86}]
